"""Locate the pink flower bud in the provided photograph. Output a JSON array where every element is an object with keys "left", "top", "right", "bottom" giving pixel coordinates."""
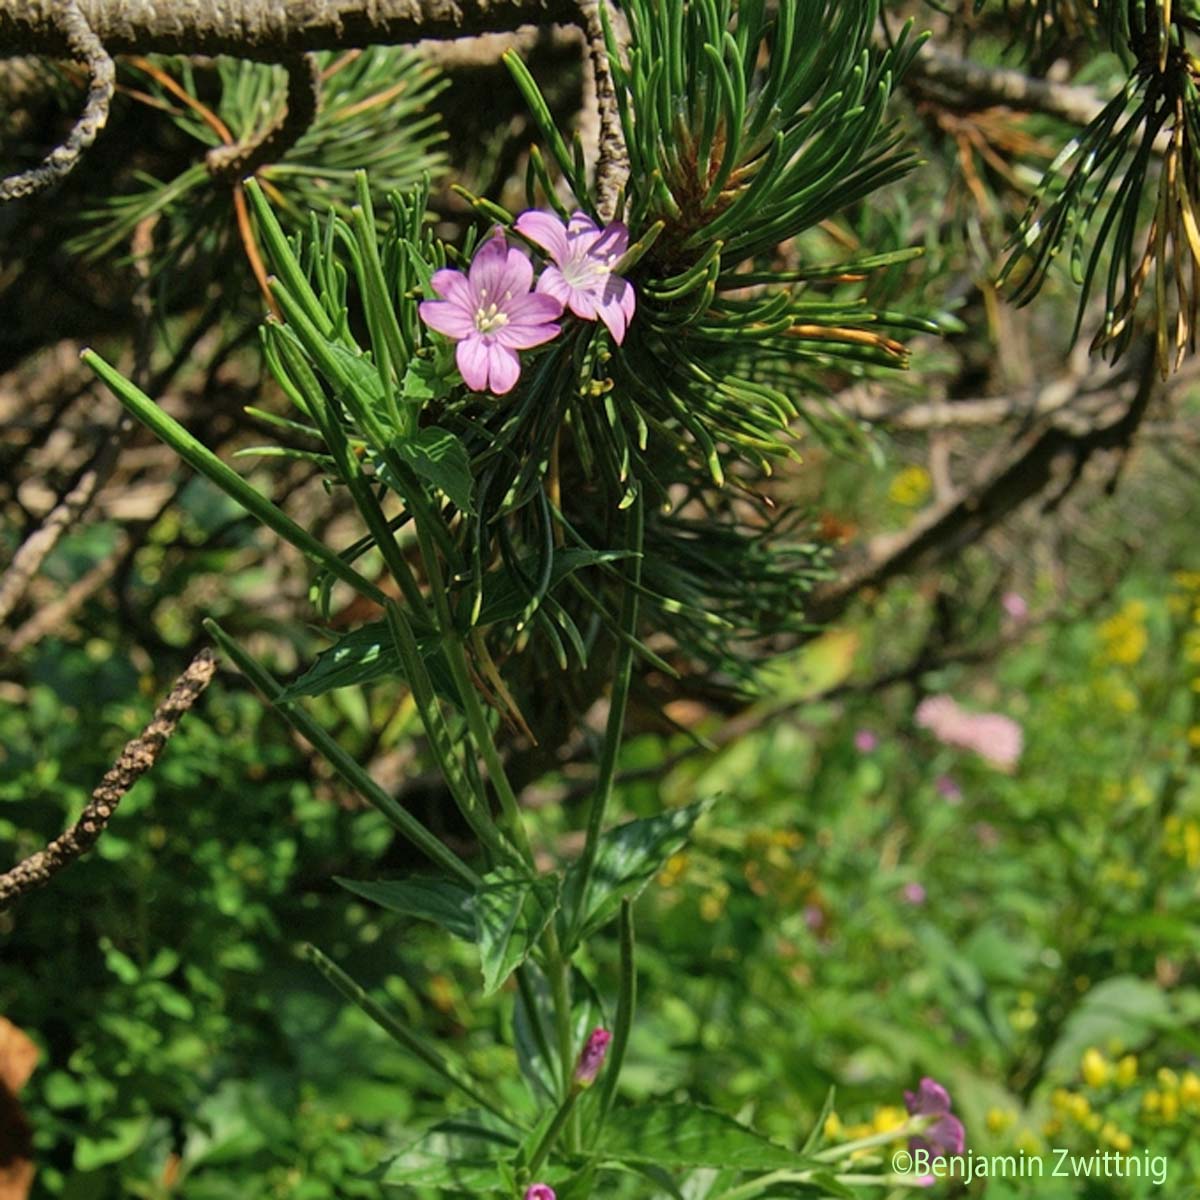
[
  {"left": 524, "top": 1186, "right": 556, "bottom": 1200},
  {"left": 574, "top": 1027, "right": 612, "bottom": 1086}
]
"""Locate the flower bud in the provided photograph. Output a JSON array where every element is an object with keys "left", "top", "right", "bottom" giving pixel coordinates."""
[
  {"left": 524, "top": 1185, "right": 556, "bottom": 1200},
  {"left": 574, "top": 1027, "right": 612, "bottom": 1086}
]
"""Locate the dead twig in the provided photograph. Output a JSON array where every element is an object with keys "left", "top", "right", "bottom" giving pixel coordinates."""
[
  {"left": 0, "top": 648, "right": 218, "bottom": 909},
  {"left": 0, "top": 0, "right": 114, "bottom": 202}
]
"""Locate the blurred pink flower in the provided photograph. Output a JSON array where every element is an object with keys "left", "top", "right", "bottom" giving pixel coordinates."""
[
  {"left": 1001, "top": 591, "right": 1029, "bottom": 622},
  {"left": 804, "top": 903, "right": 825, "bottom": 932},
  {"left": 934, "top": 774, "right": 962, "bottom": 804},
  {"left": 854, "top": 728, "right": 879, "bottom": 753},
  {"left": 524, "top": 1187, "right": 556, "bottom": 1200},
  {"left": 418, "top": 232, "right": 563, "bottom": 394},
  {"left": 902, "top": 882, "right": 927, "bottom": 906},
  {"left": 905, "top": 1076, "right": 965, "bottom": 1159},
  {"left": 515, "top": 209, "right": 637, "bottom": 344},
  {"left": 575, "top": 1027, "right": 612, "bottom": 1086},
  {"left": 915, "top": 695, "right": 1023, "bottom": 769}
]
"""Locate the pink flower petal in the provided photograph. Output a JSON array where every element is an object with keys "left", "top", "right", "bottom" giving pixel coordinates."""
[
  {"left": 567, "top": 287, "right": 600, "bottom": 321},
  {"left": 419, "top": 299, "right": 476, "bottom": 340},
  {"left": 430, "top": 267, "right": 471, "bottom": 301},
  {"left": 567, "top": 210, "right": 602, "bottom": 242},
  {"left": 536, "top": 266, "right": 574, "bottom": 306},
  {"left": 494, "top": 319, "right": 561, "bottom": 351},
  {"left": 456, "top": 335, "right": 491, "bottom": 392},
  {"left": 596, "top": 294, "right": 628, "bottom": 343},
  {"left": 485, "top": 344, "right": 521, "bottom": 394},
  {"left": 468, "top": 234, "right": 533, "bottom": 305},
  {"left": 590, "top": 220, "right": 629, "bottom": 262},
  {"left": 515, "top": 210, "right": 571, "bottom": 264},
  {"left": 596, "top": 278, "right": 635, "bottom": 344},
  {"left": 506, "top": 291, "right": 565, "bottom": 324}
]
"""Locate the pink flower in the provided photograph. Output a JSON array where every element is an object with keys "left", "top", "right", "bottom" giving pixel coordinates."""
[
  {"left": 1002, "top": 591, "right": 1029, "bottom": 622},
  {"left": 902, "top": 882, "right": 927, "bottom": 906},
  {"left": 574, "top": 1027, "right": 612, "bottom": 1086},
  {"left": 524, "top": 1187, "right": 556, "bottom": 1200},
  {"left": 904, "top": 1076, "right": 965, "bottom": 1159},
  {"left": 514, "top": 210, "right": 636, "bottom": 344},
  {"left": 418, "top": 232, "right": 563, "bottom": 395},
  {"left": 854, "top": 728, "right": 879, "bottom": 753},
  {"left": 914, "top": 695, "right": 1023, "bottom": 770}
]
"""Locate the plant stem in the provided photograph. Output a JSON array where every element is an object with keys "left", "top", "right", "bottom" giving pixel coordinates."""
[
  {"left": 304, "top": 944, "right": 518, "bottom": 1126},
  {"left": 384, "top": 604, "right": 512, "bottom": 865},
  {"left": 404, "top": 481, "right": 536, "bottom": 866},
  {"left": 593, "top": 899, "right": 635, "bottom": 1133},
  {"left": 569, "top": 491, "right": 644, "bottom": 944}
]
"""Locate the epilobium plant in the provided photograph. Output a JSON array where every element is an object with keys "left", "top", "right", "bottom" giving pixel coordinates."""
[{"left": 80, "top": 2, "right": 973, "bottom": 1196}]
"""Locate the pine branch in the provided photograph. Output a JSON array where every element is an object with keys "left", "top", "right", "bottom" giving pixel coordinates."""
[{"left": 1, "top": 0, "right": 575, "bottom": 61}]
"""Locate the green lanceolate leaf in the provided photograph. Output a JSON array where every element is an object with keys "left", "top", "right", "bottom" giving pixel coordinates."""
[
  {"left": 565, "top": 798, "right": 714, "bottom": 942},
  {"left": 280, "top": 623, "right": 407, "bottom": 697},
  {"left": 335, "top": 876, "right": 475, "bottom": 940},
  {"left": 474, "top": 867, "right": 561, "bottom": 996},
  {"left": 592, "top": 1103, "right": 812, "bottom": 1170},
  {"left": 476, "top": 548, "right": 633, "bottom": 628},
  {"left": 279, "top": 621, "right": 456, "bottom": 701}
]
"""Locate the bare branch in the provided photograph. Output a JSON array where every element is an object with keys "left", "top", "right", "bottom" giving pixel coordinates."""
[
  {"left": 0, "top": 648, "right": 218, "bottom": 909},
  {"left": 0, "top": 415, "right": 131, "bottom": 631},
  {"left": 1, "top": 0, "right": 576, "bottom": 61},
  {"left": 577, "top": 0, "right": 626, "bottom": 221},
  {"left": 907, "top": 44, "right": 1107, "bottom": 128},
  {"left": 809, "top": 345, "right": 1159, "bottom": 623},
  {"left": 0, "top": 0, "right": 114, "bottom": 202}
]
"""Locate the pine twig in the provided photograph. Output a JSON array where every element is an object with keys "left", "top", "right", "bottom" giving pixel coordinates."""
[
  {"left": 0, "top": 648, "right": 218, "bottom": 909},
  {"left": 0, "top": 0, "right": 114, "bottom": 202},
  {"left": 207, "top": 52, "right": 322, "bottom": 181}
]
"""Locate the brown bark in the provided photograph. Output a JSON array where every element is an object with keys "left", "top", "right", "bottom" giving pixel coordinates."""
[{"left": 0, "top": 0, "right": 576, "bottom": 61}]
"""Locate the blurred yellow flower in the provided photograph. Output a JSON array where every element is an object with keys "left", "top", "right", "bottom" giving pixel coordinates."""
[
  {"left": 1115, "top": 1054, "right": 1138, "bottom": 1086},
  {"left": 1081, "top": 1047, "right": 1111, "bottom": 1089},
  {"left": 889, "top": 465, "right": 931, "bottom": 507},
  {"left": 1181, "top": 1071, "right": 1200, "bottom": 1106},
  {"left": 824, "top": 1111, "right": 843, "bottom": 1140},
  {"left": 1097, "top": 602, "right": 1148, "bottom": 665},
  {"left": 986, "top": 1107, "right": 1015, "bottom": 1133},
  {"left": 871, "top": 1105, "right": 908, "bottom": 1134},
  {"left": 1101, "top": 1123, "right": 1132, "bottom": 1153}
]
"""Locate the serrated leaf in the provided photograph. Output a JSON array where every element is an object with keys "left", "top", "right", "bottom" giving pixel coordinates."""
[
  {"left": 379, "top": 1111, "right": 519, "bottom": 1189},
  {"left": 336, "top": 876, "right": 475, "bottom": 940},
  {"left": 475, "top": 868, "right": 561, "bottom": 996},
  {"left": 401, "top": 357, "right": 452, "bottom": 404},
  {"left": 593, "top": 1103, "right": 809, "bottom": 1170},
  {"left": 566, "top": 799, "right": 714, "bottom": 941},
  {"left": 390, "top": 425, "right": 475, "bottom": 515}
]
